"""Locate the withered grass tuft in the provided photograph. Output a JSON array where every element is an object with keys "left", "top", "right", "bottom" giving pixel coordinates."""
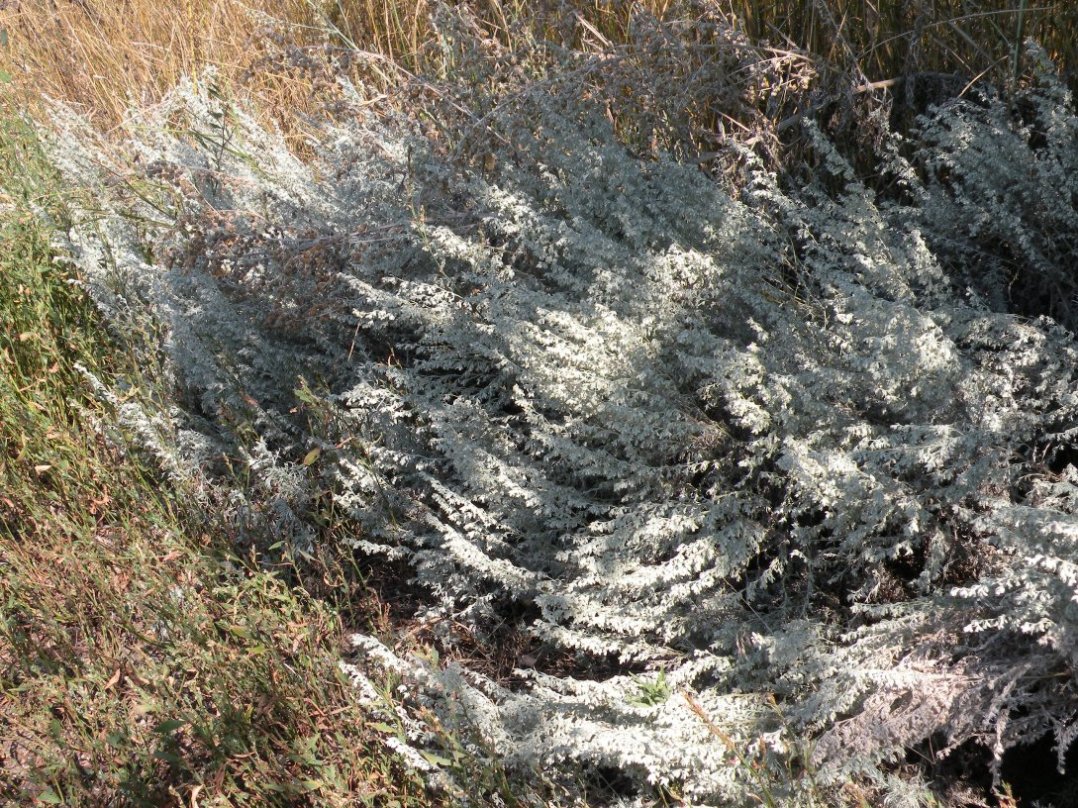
[{"left": 2, "top": 1, "right": 1077, "bottom": 149}]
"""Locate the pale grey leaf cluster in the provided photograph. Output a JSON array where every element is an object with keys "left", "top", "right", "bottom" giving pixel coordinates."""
[{"left": 47, "top": 44, "right": 1078, "bottom": 805}]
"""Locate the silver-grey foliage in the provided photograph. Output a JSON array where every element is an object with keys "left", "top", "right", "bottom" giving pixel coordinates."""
[{"left": 47, "top": 38, "right": 1078, "bottom": 805}]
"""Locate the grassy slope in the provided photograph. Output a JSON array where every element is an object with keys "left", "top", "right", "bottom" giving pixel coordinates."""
[{"left": 0, "top": 109, "right": 435, "bottom": 807}]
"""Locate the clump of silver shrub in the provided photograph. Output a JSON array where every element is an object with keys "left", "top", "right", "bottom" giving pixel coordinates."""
[{"left": 46, "top": 30, "right": 1078, "bottom": 806}]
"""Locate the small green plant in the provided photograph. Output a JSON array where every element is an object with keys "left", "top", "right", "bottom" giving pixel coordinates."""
[{"left": 628, "top": 668, "right": 671, "bottom": 707}]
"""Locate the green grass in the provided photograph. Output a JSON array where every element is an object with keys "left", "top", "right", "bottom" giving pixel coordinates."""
[{"left": 0, "top": 106, "right": 434, "bottom": 808}]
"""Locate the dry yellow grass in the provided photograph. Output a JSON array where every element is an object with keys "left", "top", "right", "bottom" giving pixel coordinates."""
[
  {"left": 0, "top": 0, "right": 334, "bottom": 131},
  {"left": 0, "top": 0, "right": 739, "bottom": 145},
  {"left": 730, "top": 0, "right": 1078, "bottom": 86},
  {"left": 1, "top": 1, "right": 1075, "bottom": 174}
]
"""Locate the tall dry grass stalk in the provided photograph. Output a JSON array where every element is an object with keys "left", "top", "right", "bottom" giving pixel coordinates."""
[
  {"left": 0, "top": 0, "right": 328, "bottom": 130},
  {"left": 0, "top": 0, "right": 691, "bottom": 141},
  {"left": 727, "top": 0, "right": 1078, "bottom": 87},
  {"left": 4, "top": 1, "right": 1077, "bottom": 154}
]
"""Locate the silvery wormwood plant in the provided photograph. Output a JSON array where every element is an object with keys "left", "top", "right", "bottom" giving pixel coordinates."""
[{"left": 43, "top": 49, "right": 1078, "bottom": 805}]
